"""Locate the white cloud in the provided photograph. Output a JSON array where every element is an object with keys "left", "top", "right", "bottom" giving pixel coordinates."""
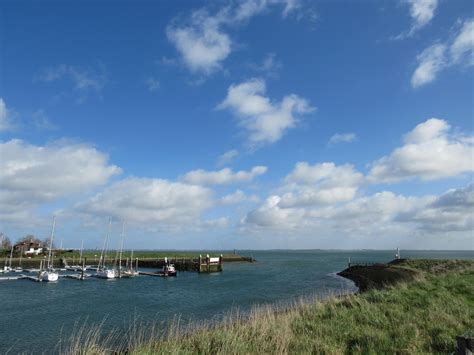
[
  {"left": 368, "top": 118, "right": 474, "bottom": 183},
  {"left": 76, "top": 177, "right": 213, "bottom": 227},
  {"left": 166, "top": 1, "right": 303, "bottom": 75},
  {"left": 146, "top": 77, "right": 160, "bottom": 91},
  {"left": 220, "top": 189, "right": 260, "bottom": 204},
  {"left": 243, "top": 162, "right": 365, "bottom": 227},
  {"left": 182, "top": 166, "right": 267, "bottom": 185},
  {"left": 328, "top": 132, "right": 357, "bottom": 145},
  {"left": 243, "top": 189, "right": 431, "bottom": 235},
  {"left": 406, "top": 0, "right": 438, "bottom": 36},
  {"left": 0, "top": 139, "right": 121, "bottom": 223},
  {"left": 243, "top": 195, "right": 306, "bottom": 228},
  {"left": 166, "top": 9, "right": 232, "bottom": 74},
  {"left": 397, "top": 183, "right": 474, "bottom": 232},
  {"left": 278, "top": 162, "right": 364, "bottom": 207},
  {"left": 0, "top": 98, "right": 14, "bottom": 132},
  {"left": 450, "top": 19, "right": 474, "bottom": 65},
  {"left": 411, "top": 19, "right": 474, "bottom": 88},
  {"left": 217, "top": 78, "right": 314, "bottom": 146},
  {"left": 411, "top": 44, "right": 447, "bottom": 88},
  {"left": 217, "top": 149, "right": 239, "bottom": 167}
]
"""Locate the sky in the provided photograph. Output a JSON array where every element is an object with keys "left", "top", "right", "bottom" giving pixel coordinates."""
[{"left": 0, "top": 0, "right": 473, "bottom": 250}]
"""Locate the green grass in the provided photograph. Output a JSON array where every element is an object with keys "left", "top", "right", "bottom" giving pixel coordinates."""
[{"left": 61, "top": 259, "right": 474, "bottom": 354}]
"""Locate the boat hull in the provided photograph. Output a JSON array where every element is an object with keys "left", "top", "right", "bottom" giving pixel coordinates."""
[
  {"left": 40, "top": 271, "right": 59, "bottom": 282},
  {"left": 96, "top": 270, "right": 116, "bottom": 279}
]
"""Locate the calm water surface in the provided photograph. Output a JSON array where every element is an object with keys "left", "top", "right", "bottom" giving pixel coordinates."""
[{"left": 1, "top": 250, "right": 473, "bottom": 353}]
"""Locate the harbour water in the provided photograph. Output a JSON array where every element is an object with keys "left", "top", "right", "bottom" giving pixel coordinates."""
[{"left": 1, "top": 250, "right": 472, "bottom": 353}]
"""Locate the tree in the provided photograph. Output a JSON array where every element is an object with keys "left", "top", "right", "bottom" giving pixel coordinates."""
[
  {"left": 42, "top": 237, "right": 55, "bottom": 250},
  {"left": 0, "top": 234, "right": 12, "bottom": 250}
]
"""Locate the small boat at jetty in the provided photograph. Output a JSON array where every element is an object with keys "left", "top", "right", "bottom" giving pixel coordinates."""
[
  {"left": 161, "top": 263, "right": 177, "bottom": 277},
  {"left": 158, "top": 258, "right": 177, "bottom": 277}
]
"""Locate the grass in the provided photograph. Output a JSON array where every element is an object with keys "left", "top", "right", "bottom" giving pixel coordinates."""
[{"left": 59, "top": 259, "right": 474, "bottom": 354}]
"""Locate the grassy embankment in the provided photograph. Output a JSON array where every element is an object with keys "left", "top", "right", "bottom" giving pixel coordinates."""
[{"left": 62, "top": 259, "right": 473, "bottom": 354}]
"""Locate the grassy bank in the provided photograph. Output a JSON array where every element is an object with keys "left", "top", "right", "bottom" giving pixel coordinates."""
[{"left": 61, "top": 259, "right": 473, "bottom": 354}]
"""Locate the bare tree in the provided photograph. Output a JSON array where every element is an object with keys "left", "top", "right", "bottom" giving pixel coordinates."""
[{"left": 0, "top": 234, "right": 12, "bottom": 250}]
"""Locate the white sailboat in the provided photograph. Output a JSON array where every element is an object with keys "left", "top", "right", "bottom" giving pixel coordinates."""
[
  {"left": 116, "top": 222, "right": 137, "bottom": 278},
  {"left": 1, "top": 245, "right": 14, "bottom": 273},
  {"left": 40, "top": 216, "right": 59, "bottom": 282},
  {"left": 96, "top": 219, "right": 115, "bottom": 279}
]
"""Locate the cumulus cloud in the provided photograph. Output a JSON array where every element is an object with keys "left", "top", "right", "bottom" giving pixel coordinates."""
[
  {"left": 0, "top": 98, "right": 14, "bottom": 132},
  {"left": 368, "top": 118, "right": 474, "bottom": 183},
  {"left": 0, "top": 139, "right": 121, "bottom": 223},
  {"left": 243, "top": 189, "right": 431, "bottom": 236},
  {"left": 166, "top": 1, "right": 302, "bottom": 75},
  {"left": 411, "top": 19, "right": 474, "bottom": 88},
  {"left": 166, "top": 9, "right": 232, "bottom": 74},
  {"left": 220, "top": 189, "right": 260, "bottom": 204},
  {"left": 328, "top": 132, "right": 357, "bottom": 145},
  {"left": 218, "top": 78, "right": 314, "bottom": 146},
  {"left": 273, "top": 162, "right": 363, "bottom": 207},
  {"left": 76, "top": 177, "right": 213, "bottom": 227},
  {"left": 182, "top": 166, "right": 267, "bottom": 185},
  {"left": 398, "top": 0, "right": 438, "bottom": 38},
  {"left": 217, "top": 149, "right": 239, "bottom": 167},
  {"left": 397, "top": 183, "right": 474, "bottom": 232},
  {"left": 243, "top": 162, "right": 365, "bottom": 228}
]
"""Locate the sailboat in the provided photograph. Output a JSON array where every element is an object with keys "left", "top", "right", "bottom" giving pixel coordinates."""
[
  {"left": 14, "top": 246, "right": 23, "bottom": 272},
  {"left": 116, "top": 222, "right": 137, "bottom": 278},
  {"left": 96, "top": 219, "right": 116, "bottom": 279},
  {"left": 1, "top": 245, "right": 14, "bottom": 273},
  {"left": 39, "top": 216, "right": 59, "bottom": 282}
]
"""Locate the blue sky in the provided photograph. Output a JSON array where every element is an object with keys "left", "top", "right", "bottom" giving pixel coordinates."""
[{"left": 0, "top": 0, "right": 473, "bottom": 250}]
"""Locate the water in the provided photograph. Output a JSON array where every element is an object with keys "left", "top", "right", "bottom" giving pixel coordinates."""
[{"left": 1, "top": 250, "right": 472, "bottom": 353}]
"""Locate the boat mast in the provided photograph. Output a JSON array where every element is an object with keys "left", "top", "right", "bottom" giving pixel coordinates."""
[
  {"left": 8, "top": 245, "right": 14, "bottom": 268},
  {"left": 47, "top": 216, "right": 56, "bottom": 269},
  {"left": 19, "top": 246, "right": 23, "bottom": 267},
  {"left": 98, "top": 218, "right": 111, "bottom": 270},
  {"left": 119, "top": 222, "right": 125, "bottom": 276},
  {"left": 79, "top": 239, "right": 84, "bottom": 264}
]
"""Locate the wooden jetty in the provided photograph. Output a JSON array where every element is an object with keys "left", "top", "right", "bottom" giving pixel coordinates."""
[{"left": 0, "top": 275, "right": 25, "bottom": 281}]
